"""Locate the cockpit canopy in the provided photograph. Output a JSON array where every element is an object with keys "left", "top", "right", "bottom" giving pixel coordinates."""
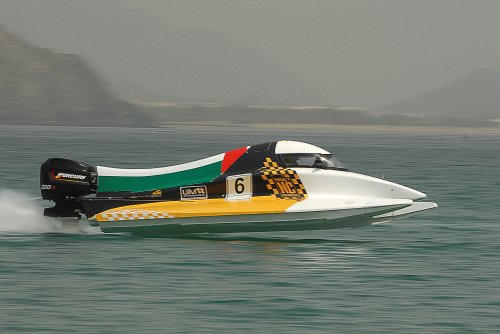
[{"left": 275, "top": 141, "right": 347, "bottom": 171}]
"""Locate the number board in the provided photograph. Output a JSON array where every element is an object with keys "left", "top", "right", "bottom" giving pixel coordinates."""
[{"left": 226, "top": 174, "right": 252, "bottom": 200}]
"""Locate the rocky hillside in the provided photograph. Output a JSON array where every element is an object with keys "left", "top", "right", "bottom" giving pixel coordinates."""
[
  {"left": 382, "top": 69, "right": 500, "bottom": 126},
  {"left": 0, "top": 28, "right": 151, "bottom": 126}
]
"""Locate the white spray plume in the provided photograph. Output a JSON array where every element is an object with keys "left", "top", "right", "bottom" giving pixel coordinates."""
[{"left": 0, "top": 189, "right": 101, "bottom": 235}]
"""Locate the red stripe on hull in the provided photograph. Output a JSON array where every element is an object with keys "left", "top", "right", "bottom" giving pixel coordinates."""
[{"left": 221, "top": 146, "right": 248, "bottom": 173}]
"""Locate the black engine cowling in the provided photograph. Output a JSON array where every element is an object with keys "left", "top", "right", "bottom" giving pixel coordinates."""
[{"left": 40, "top": 158, "right": 98, "bottom": 218}]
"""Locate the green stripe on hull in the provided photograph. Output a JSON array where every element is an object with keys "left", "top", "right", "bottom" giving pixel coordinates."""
[{"left": 97, "top": 161, "right": 222, "bottom": 193}]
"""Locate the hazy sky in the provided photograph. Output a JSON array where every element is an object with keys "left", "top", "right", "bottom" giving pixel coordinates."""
[{"left": 1, "top": 0, "right": 500, "bottom": 107}]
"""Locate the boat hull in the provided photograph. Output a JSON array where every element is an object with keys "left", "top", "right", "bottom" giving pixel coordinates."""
[
  {"left": 41, "top": 140, "right": 437, "bottom": 235},
  {"left": 90, "top": 203, "right": 412, "bottom": 236}
]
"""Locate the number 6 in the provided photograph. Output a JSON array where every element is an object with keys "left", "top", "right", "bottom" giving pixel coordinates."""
[
  {"left": 235, "top": 177, "right": 245, "bottom": 194},
  {"left": 226, "top": 174, "right": 252, "bottom": 200}
]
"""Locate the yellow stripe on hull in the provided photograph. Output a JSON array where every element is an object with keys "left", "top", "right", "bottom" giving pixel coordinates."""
[{"left": 93, "top": 196, "right": 301, "bottom": 222}]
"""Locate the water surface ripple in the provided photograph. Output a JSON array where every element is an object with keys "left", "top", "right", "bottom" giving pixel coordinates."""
[{"left": 0, "top": 126, "right": 499, "bottom": 333}]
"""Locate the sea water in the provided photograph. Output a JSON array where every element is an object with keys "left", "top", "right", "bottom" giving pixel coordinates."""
[{"left": 0, "top": 125, "right": 499, "bottom": 333}]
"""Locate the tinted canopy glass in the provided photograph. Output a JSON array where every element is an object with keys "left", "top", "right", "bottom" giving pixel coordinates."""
[{"left": 278, "top": 154, "right": 347, "bottom": 170}]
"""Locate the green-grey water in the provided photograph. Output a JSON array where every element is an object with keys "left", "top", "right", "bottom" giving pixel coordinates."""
[{"left": 1, "top": 125, "right": 499, "bottom": 333}]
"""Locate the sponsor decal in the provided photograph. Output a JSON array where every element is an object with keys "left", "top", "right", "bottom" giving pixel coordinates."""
[
  {"left": 260, "top": 158, "right": 307, "bottom": 200},
  {"left": 54, "top": 171, "right": 86, "bottom": 181},
  {"left": 151, "top": 190, "right": 162, "bottom": 198},
  {"left": 180, "top": 185, "right": 208, "bottom": 200},
  {"left": 41, "top": 184, "right": 56, "bottom": 190}
]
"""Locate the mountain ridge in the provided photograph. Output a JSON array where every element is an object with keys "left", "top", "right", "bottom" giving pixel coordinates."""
[
  {"left": 0, "top": 28, "right": 152, "bottom": 126},
  {"left": 382, "top": 69, "right": 500, "bottom": 121}
]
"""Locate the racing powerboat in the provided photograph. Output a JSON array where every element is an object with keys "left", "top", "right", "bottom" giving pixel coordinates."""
[{"left": 40, "top": 141, "right": 436, "bottom": 235}]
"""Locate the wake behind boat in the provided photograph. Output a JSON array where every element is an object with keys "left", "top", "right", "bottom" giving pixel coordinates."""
[{"left": 40, "top": 141, "right": 436, "bottom": 235}]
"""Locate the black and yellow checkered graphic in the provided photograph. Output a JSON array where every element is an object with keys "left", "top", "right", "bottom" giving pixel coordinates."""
[{"left": 260, "top": 158, "right": 307, "bottom": 200}]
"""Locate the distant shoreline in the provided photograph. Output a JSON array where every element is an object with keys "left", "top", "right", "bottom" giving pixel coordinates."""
[
  {"left": 164, "top": 122, "right": 500, "bottom": 135},
  {"left": 1, "top": 122, "right": 499, "bottom": 135}
]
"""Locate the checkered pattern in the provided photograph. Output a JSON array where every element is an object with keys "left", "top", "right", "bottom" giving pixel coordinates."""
[
  {"left": 99, "top": 209, "right": 173, "bottom": 221},
  {"left": 260, "top": 158, "right": 307, "bottom": 200}
]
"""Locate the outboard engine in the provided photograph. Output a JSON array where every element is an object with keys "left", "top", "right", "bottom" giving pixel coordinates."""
[{"left": 40, "top": 158, "right": 98, "bottom": 218}]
